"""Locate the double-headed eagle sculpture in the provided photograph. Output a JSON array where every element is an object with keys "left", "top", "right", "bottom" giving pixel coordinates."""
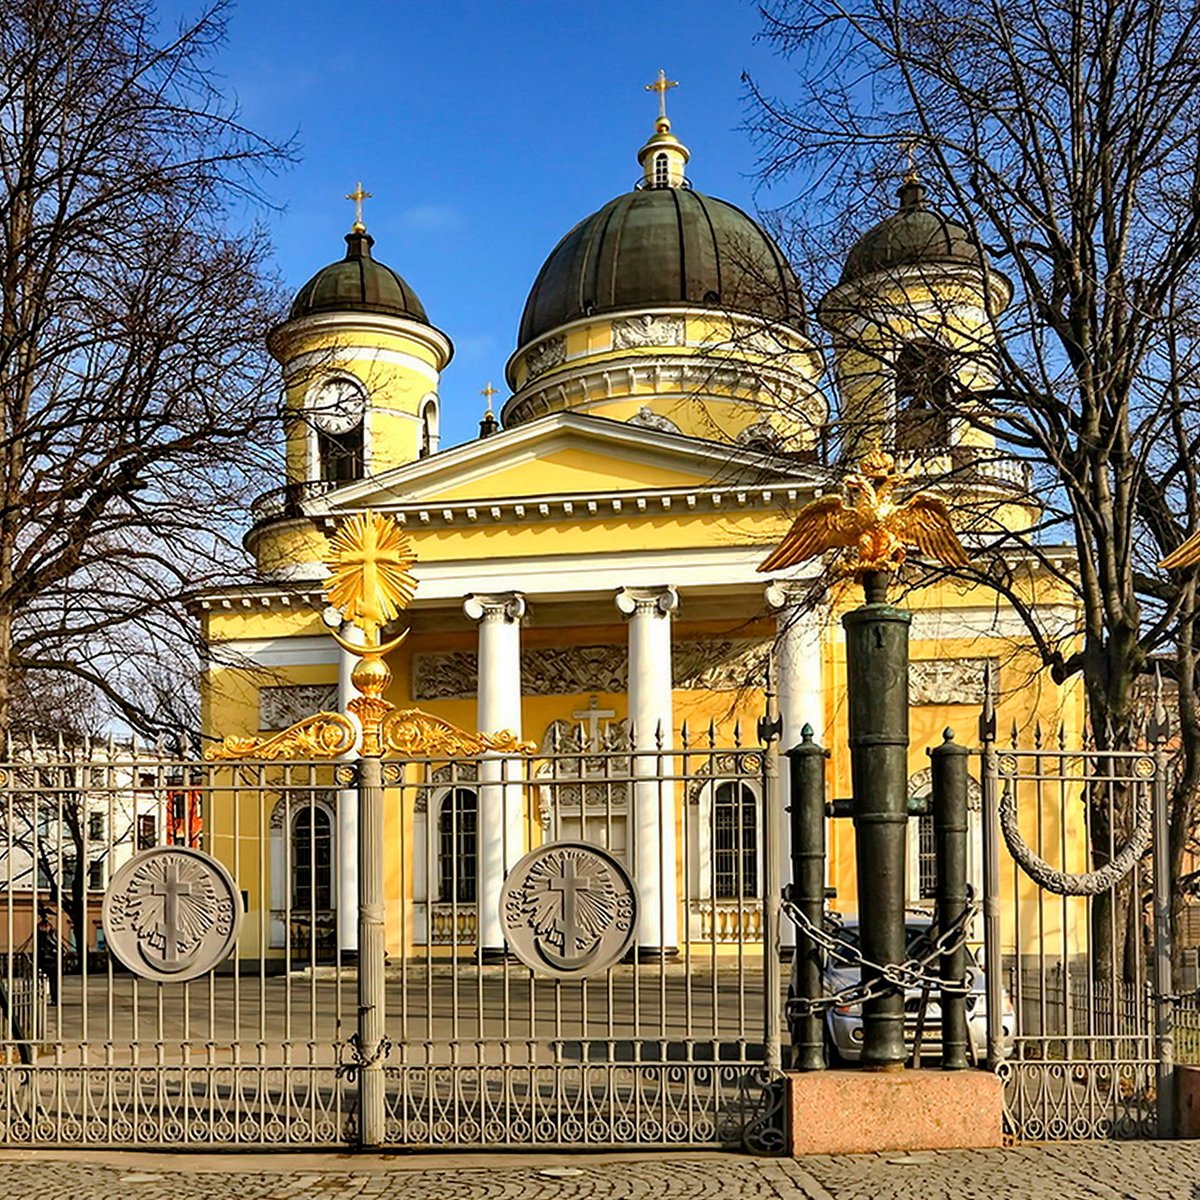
[
  {"left": 1160, "top": 529, "right": 1200, "bottom": 571},
  {"left": 758, "top": 451, "right": 968, "bottom": 581}
]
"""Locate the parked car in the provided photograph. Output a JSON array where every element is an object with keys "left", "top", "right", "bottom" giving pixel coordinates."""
[{"left": 788, "top": 915, "right": 1015, "bottom": 1064}]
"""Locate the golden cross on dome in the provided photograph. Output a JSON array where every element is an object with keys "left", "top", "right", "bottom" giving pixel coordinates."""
[
  {"left": 346, "top": 181, "right": 372, "bottom": 233},
  {"left": 481, "top": 381, "right": 497, "bottom": 413},
  {"left": 645, "top": 68, "right": 679, "bottom": 122},
  {"left": 901, "top": 137, "right": 920, "bottom": 183}
]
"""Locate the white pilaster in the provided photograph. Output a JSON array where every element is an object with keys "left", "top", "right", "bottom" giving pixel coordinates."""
[
  {"left": 463, "top": 591, "right": 526, "bottom": 959},
  {"left": 335, "top": 621, "right": 366, "bottom": 955},
  {"left": 615, "top": 585, "right": 679, "bottom": 957},
  {"left": 766, "top": 581, "right": 825, "bottom": 950}
]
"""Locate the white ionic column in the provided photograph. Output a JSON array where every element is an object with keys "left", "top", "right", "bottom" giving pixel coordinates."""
[
  {"left": 615, "top": 585, "right": 680, "bottom": 958},
  {"left": 335, "top": 621, "right": 366, "bottom": 956},
  {"left": 463, "top": 592, "right": 526, "bottom": 961},
  {"left": 765, "top": 581, "right": 825, "bottom": 950}
]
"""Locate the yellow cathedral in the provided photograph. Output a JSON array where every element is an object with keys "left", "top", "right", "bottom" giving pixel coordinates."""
[{"left": 196, "top": 87, "right": 1085, "bottom": 965}]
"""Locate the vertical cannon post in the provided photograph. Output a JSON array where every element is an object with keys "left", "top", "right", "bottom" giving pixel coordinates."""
[
  {"left": 930, "top": 728, "right": 970, "bottom": 1070},
  {"left": 787, "top": 724, "right": 827, "bottom": 1070},
  {"left": 844, "top": 575, "right": 910, "bottom": 1070}
]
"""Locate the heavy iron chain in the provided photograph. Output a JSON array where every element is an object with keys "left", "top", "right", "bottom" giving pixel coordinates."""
[
  {"left": 336, "top": 1031, "right": 393, "bottom": 1079},
  {"left": 782, "top": 896, "right": 980, "bottom": 1018},
  {"left": 997, "top": 765, "right": 1153, "bottom": 896}
]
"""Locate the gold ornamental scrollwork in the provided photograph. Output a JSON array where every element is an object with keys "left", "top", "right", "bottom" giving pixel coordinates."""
[
  {"left": 207, "top": 510, "right": 539, "bottom": 761},
  {"left": 207, "top": 712, "right": 357, "bottom": 762},
  {"left": 381, "top": 709, "right": 537, "bottom": 758}
]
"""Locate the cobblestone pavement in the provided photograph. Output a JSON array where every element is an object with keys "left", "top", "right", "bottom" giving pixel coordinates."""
[{"left": 0, "top": 1143, "right": 1198, "bottom": 1200}]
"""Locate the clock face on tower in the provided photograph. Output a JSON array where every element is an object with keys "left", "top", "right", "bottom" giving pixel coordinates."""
[{"left": 309, "top": 375, "right": 367, "bottom": 435}]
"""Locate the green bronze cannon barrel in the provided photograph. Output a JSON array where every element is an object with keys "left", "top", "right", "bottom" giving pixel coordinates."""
[
  {"left": 930, "top": 728, "right": 971, "bottom": 1070},
  {"left": 787, "top": 725, "right": 828, "bottom": 1071},
  {"left": 843, "top": 602, "right": 911, "bottom": 1071}
]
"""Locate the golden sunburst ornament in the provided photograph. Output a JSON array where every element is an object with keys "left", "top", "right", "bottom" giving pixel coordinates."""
[
  {"left": 206, "top": 509, "right": 538, "bottom": 761},
  {"left": 324, "top": 510, "right": 417, "bottom": 642}
]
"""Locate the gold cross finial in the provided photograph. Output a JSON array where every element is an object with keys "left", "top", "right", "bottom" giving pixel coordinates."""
[
  {"left": 346, "top": 181, "right": 372, "bottom": 233},
  {"left": 645, "top": 68, "right": 679, "bottom": 122},
  {"left": 481, "top": 381, "right": 497, "bottom": 414},
  {"left": 901, "top": 138, "right": 920, "bottom": 183}
]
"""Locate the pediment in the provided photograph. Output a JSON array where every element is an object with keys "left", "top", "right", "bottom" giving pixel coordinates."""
[{"left": 320, "top": 412, "right": 823, "bottom": 510}]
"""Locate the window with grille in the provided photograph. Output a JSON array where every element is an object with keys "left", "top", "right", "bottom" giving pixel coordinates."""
[
  {"left": 293, "top": 805, "right": 333, "bottom": 912},
  {"left": 88, "top": 860, "right": 104, "bottom": 891},
  {"left": 318, "top": 423, "right": 364, "bottom": 482},
  {"left": 438, "top": 788, "right": 477, "bottom": 903},
  {"left": 654, "top": 152, "right": 670, "bottom": 187},
  {"left": 895, "top": 341, "right": 953, "bottom": 449},
  {"left": 136, "top": 814, "right": 156, "bottom": 850},
  {"left": 712, "top": 782, "right": 758, "bottom": 899},
  {"left": 88, "top": 813, "right": 104, "bottom": 842},
  {"left": 917, "top": 812, "right": 937, "bottom": 899}
]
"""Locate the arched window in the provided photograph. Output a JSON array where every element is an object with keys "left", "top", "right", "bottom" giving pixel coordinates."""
[
  {"left": 712, "top": 781, "right": 757, "bottom": 899},
  {"left": 654, "top": 152, "right": 670, "bottom": 188},
  {"left": 895, "top": 341, "right": 953, "bottom": 449},
  {"left": 293, "top": 806, "right": 333, "bottom": 912},
  {"left": 438, "top": 788, "right": 477, "bottom": 903},
  {"left": 310, "top": 374, "right": 367, "bottom": 482},
  {"left": 420, "top": 396, "right": 440, "bottom": 458}
]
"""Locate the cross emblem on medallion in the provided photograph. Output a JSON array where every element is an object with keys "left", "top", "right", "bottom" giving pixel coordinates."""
[
  {"left": 548, "top": 859, "right": 593, "bottom": 956},
  {"left": 150, "top": 860, "right": 194, "bottom": 966}
]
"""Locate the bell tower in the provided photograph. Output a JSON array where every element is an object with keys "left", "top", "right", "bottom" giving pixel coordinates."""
[
  {"left": 267, "top": 186, "right": 454, "bottom": 490},
  {"left": 818, "top": 170, "right": 1011, "bottom": 463}
]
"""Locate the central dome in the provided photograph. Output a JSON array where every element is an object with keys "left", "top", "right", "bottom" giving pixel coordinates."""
[{"left": 517, "top": 188, "right": 806, "bottom": 347}]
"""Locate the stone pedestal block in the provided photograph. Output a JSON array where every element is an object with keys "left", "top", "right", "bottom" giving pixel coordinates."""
[
  {"left": 1176, "top": 1064, "right": 1200, "bottom": 1136},
  {"left": 787, "top": 1069, "right": 1004, "bottom": 1155}
]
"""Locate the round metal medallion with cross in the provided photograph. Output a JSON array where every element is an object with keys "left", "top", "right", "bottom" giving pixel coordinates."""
[
  {"left": 102, "top": 847, "right": 242, "bottom": 983},
  {"left": 501, "top": 842, "right": 638, "bottom": 978}
]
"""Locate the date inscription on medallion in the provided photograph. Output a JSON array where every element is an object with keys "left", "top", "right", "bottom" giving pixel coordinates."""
[{"left": 102, "top": 847, "right": 242, "bottom": 983}]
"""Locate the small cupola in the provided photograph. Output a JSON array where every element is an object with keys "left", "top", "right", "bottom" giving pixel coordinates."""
[
  {"left": 288, "top": 184, "right": 430, "bottom": 324},
  {"left": 636, "top": 69, "right": 690, "bottom": 189}
]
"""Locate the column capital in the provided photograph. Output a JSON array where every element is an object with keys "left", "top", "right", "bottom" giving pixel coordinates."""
[
  {"left": 615, "top": 585, "right": 679, "bottom": 618},
  {"left": 765, "top": 579, "right": 811, "bottom": 611},
  {"left": 463, "top": 592, "right": 526, "bottom": 624}
]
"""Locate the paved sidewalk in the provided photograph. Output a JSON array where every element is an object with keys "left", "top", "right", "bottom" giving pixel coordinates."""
[{"left": 0, "top": 1143, "right": 1197, "bottom": 1200}]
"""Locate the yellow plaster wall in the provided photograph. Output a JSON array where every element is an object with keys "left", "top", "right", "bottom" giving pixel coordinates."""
[{"left": 505, "top": 311, "right": 825, "bottom": 448}]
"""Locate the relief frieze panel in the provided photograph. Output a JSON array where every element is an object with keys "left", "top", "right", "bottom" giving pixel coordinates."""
[
  {"left": 612, "top": 313, "right": 685, "bottom": 349},
  {"left": 523, "top": 334, "right": 566, "bottom": 380},
  {"left": 258, "top": 684, "right": 339, "bottom": 732},
  {"left": 412, "top": 640, "right": 769, "bottom": 701},
  {"left": 908, "top": 658, "right": 998, "bottom": 705}
]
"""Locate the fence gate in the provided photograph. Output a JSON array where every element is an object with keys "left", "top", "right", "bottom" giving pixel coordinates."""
[
  {"left": 373, "top": 730, "right": 784, "bottom": 1150},
  {"left": 0, "top": 729, "right": 785, "bottom": 1150},
  {"left": 979, "top": 719, "right": 1173, "bottom": 1141}
]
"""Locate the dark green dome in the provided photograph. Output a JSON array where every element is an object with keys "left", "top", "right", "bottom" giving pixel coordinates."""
[
  {"left": 290, "top": 230, "right": 428, "bottom": 323},
  {"left": 840, "top": 180, "right": 981, "bottom": 285},
  {"left": 518, "top": 188, "right": 806, "bottom": 346}
]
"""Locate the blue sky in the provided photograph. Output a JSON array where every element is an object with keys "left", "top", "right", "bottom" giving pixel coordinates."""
[{"left": 161, "top": 0, "right": 801, "bottom": 447}]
